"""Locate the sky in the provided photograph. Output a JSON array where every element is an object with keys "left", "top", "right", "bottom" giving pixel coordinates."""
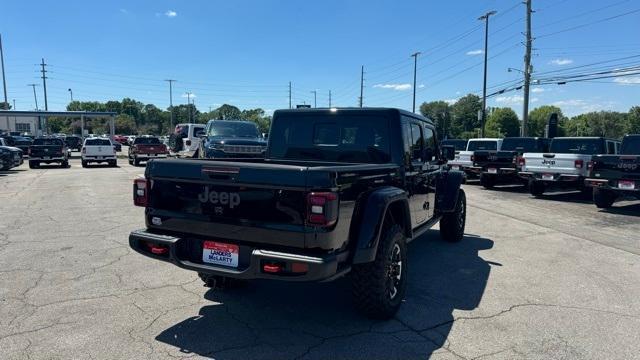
[{"left": 1, "top": 0, "right": 639, "bottom": 117}]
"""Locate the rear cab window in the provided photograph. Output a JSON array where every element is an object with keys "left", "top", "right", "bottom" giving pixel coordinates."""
[
  {"left": 134, "top": 137, "right": 161, "bottom": 145},
  {"left": 549, "top": 138, "right": 605, "bottom": 155},
  {"left": 268, "top": 112, "right": 391, "bottom": 163},
  {"left": 621, "top": 136, "right": 640, "bottom": 155},
  {"left": 501, "top": 138, "right": 545, "bottom": 152},
  {"left": 441, "top": 139, "right": 467, "bottom": 151},
  {"left": 85, "top": 139, "right": 112, "bottom": 146},
  {"left": 467, "top": 141, "right": 497, "bottom": 151},
  {"left": 33, "top": 138, "right": 63, "bottom": 146}
]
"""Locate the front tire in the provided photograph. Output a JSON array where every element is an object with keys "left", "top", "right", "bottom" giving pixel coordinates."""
[
  {"left": 29, "top": 161, "right": 39, "bottom": 169},
  {"left": 593, "top": 188, "right": 616, "bottom": 208},
  {"left": 133, "top": 158, "right": 140, "bottom": 167},
  {"left": 351, "top": 222, "right": 407, "bottom": 319},
  {"left": 61, "top": 160, "right": 69, "bottom": 168},
  {"left": 529, "top": 180, "right": 545, "bottom": 196},
  {"left": 439, "top": 189, "right": 466, "bottom": 243}
]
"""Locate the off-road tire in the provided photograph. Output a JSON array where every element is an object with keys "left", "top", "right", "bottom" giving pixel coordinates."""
[
  {"left": 351, "top": 222, "right": 407, "bottom": 319},
  {"left": 110, "top": 160, "right": 117, "bottom": 167},
  {"left": 133, "top": 158, "right": 140, "bottom": 167},
  {"left": 529, "top": 180, "right": 545, "bottom": 196},
  {"left": 29, "top": 161, "right": 38, "bottom": 169},
  {"left": 480, "top": 174, "right": 496, "bottom": 189},
  {"left": 593, "top": 188, "right": 616, "bottom": 209},
  {"left": 81, "top": 160, "right": 88, "bottom": 168},
  {"left": 61, "top": 160, "right": 69, "bottom": 168},
  {"left": 439, "top": 189, "right": 466, "bottom": 243}
]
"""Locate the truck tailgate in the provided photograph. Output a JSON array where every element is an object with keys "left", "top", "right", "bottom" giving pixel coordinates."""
[
  {"left": 30, "top": 146, "right": 63, "bottom": 158},
  {"left": 592, "top": 155, "right": 640, "bottom": 181},
  {"left": 523, "top": 153, "right": 590, "bottom": 176},
  {"left": 145, "top": 159, "right": 314, "bottom": 248}
]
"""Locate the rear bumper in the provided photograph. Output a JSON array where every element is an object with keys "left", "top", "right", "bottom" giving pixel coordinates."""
[
  {"left": 129, "top": 229, "right": 346, "bottom": 282},
  {"left": 519, "top": 171, "right": 583, "bottom": 182},
  {"left": 135, "top": 154, "right": 168, "bottom": 160},
  {"left": 585, "top": 178, "right": 640, "bottom": 193},
  {"left": 82, "top": 155, "right": 116, "bottom": 161}
]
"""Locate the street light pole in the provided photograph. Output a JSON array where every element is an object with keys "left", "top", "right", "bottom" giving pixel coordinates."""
[
  {"left": 68, "top": 88, "right": 73, "bottom": 102},
  {"left": 27, "top": 84, "right": 39, "bottom": 110},
  {"left": 165, "top": 79, "right": 176, "bottom": 128},
  {"left": 186, "top": 91, "right": 192, "bottom": 122},
  {"left": 411, "top": 52, "right": 421, "bottom": 113},
  {"left": 0, "top": 34, "right": 8, "bottom": 110},
  {"left": 479, "top": 10, "right": 497, "bottom": 138},
  {"left": 311, "top": 90, "right": 317, "bottom": 108}
]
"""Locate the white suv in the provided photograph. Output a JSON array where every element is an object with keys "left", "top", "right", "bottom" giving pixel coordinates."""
[
  {"left": 169, "top": 123, "right": 206, "bottom": 158},
  {"left": 81, "top": 137, "right": 117, "bottom": 167}
]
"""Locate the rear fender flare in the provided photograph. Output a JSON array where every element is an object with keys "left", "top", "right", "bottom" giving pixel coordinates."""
[
  {"left": 436, "top": 170, "right": 464, "bottom": 213},
  {"left": 351, "top": 187, "right": 412, "bottom": 264}
]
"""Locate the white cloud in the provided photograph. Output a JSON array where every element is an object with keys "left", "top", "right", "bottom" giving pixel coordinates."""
[
  {"left": 373, "top": 83, "right": 412, "bottom": 91},
  {"left": 550, "top": 58, "right": 573, "bottom": 66},
  {"left": 444, "top": 98, "right": 458, "bottom": 105},
  {"left": 466, "top": 49, "right": 484, "bottom": 56},
  {"left": 614, "top": 77, "right": 640, "bottom": 85},
  {"left": 495, "top": 95, "right": 538, "bottom": 105},
  {"left": 418, "top": 84, "right": 425, "bottom": 88},
  {"left": 181, "top": 93, "right": 196, "bottom": 98},
  {"left": 165, "top": 10, "right": 177, "bottom": 18},
  {"left": 119, "top": 8, "right": 129, "bottom": 14},
  {"left": 531, "top": 87, "right": 545, "bottom": 93}
]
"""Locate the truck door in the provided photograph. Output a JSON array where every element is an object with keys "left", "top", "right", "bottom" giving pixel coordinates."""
[
  {"left": 422, "top": 126, "right": 439, "bottom": 219},
  {"left": 406, "top": 120, "right": 429, "bottom": 227}
]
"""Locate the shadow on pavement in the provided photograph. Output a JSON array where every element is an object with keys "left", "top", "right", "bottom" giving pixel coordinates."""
[
  {"left": 599, "top": 201, "right": 640, "bottom": 217},
  {"left": 156, "top": 231, "right": 494, "bottom": 359},
  {"left": 534, "top": 190, "right": 593, "bottom": 204}
]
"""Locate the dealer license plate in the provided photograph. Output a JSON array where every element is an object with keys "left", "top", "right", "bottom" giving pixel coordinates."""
[
  {"left": 451, "top": 165, "right": 460, "bottom": 171},
  {"left": 618, "top": 180, "right": 635, "bottom": 190},
  {"left": 43, "top": 156, "right": 50, "bottom": 160},
  {"left": 202, "top": 241, "right": 239, "bottom": 268},
  {"left": 488, "top": 168, "right": 497, "bottom": 174},
  {"left": 542, "top": 173, "right": 554, "bottom": 181}
]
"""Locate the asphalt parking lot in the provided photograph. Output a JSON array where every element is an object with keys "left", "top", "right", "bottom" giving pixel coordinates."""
[{"left": 1, "top": 159, "right": 639, "bottom": 360}]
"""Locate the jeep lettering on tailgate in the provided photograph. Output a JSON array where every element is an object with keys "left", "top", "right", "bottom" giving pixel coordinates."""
[
  {"left": 198, "top": 187, "right": 241, "bottom": 208},
  {"left": 542, "top": 159, "right": 556, "bottom": 165}
]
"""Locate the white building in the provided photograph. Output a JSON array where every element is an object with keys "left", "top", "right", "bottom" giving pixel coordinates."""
[{"left": 0, "top": 114, "right": 40, "bottom": 135}]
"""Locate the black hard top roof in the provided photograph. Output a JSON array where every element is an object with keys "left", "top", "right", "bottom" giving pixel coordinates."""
[{"left": 273, "top": 107, "right": 434, "bottom": 125}]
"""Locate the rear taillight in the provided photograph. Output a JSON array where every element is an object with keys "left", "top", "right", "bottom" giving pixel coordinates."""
[
  {"left": 28, "top": 147, "right": 31, "bottom": 156},
  {"left": 82, "top": 147, "right": 86, "bottom": 154},
  {"left": 307, "top": 192, "right": 338, "bottom": 226},
  {"left": 587, "top": 161, "right": 594, "bottom": 170},
  {"left": 133, "top": 178, "right": 148, "bottom": 207},
  {"left": 518, "top": 157, "right": 525, "bottom": 167},
  {"left": 470, "top": 155, "right": 475, "bottom": 162},
  {"left": 574, "top": 159, "right": 584, "bottom": 169}
]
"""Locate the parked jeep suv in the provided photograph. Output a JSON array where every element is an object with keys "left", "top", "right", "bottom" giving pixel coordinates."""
[
  {"left": 129, "top": 108, "right": 467, "bottom": 318},
  {"left": 196, "top": 120, "right": 266, "bottom": 159}
]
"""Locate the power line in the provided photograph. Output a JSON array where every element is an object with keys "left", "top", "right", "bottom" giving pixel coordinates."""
[{"left": 538, "top": 8, "right": 640, "bottom": 39}]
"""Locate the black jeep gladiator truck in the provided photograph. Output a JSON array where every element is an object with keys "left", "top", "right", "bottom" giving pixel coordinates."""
[
  {"left": 472, "top": 137, "right": 549, "bottom": 189},
  {"left": 129, "top": 108, "right": 466, "bottom": 318},
  {"left": 585, "top": 134, "right": 640, "bottom": 208},
  {"left": 28, "top": 137, "right": 69, "bottom": 168}
]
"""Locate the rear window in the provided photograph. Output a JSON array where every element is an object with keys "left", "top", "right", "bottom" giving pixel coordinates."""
[
  {"left": 268, "top": 113, "right": 391, "bottom": 163},
  {"left": 441, "top": 139, "right": 467, "bottom": 151},
  {"left": 621, "top": 136, "right": 640, "bottom": 155},
  {"left": 467, "top": 141, "right": 497, "bottom": 151},
  {"left": 134, "top": 137, "right": 161, "bottom": 145},
  {"left": 85, "top": 139, "right": 112, "bottom": 146},
  {"left": 549, "top": 138, "right": 604, "bottom": 155},
  {"left": 501, "top": 138, "right": 543, "bottom": 152},
  {"left": 33, "top": 138, "right": 63, "bottom": 146}
]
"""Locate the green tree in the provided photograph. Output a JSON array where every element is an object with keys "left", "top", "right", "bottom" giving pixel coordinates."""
[
  {"left": 528, "top": 106, "right": 566, "bottom": 137},
  {"left": 419, "top": 101, "right": 451, "bottom": 139},
  {"left": 114, "top": 114, "right": 136, "bottom": 134},
  {"left": 565, "top": 111, "right": 627, "bottom": 139},
  {"left": 105, "top": 100, "right": 122, "bottom": 113},
  {"left": 0, "top": 101, "right": 11, "bottom": 110},
  {"left": 450, "top": 94, "right": 482, "bottom": 137},
  {"left": 212, "top": 104, "right": 242, "bottom": 120},
  {"left": 627, "top": 106, "right": 640, "bottom": 134},
  {"left": 485, "top": 107, "right": 520, "bottom": 137}
]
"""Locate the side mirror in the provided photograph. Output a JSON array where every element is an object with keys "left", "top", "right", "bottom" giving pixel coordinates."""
[{"left": 441, "top": 145, "right": 455, "bottom": 161}]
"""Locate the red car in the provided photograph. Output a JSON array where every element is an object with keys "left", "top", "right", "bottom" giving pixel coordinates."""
[{"left": 113, "top": 135, "right": 129, "bottom": 145}]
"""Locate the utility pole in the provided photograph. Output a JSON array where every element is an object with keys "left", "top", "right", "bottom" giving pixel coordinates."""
[
  {"left": 359, "top": 65, "right": 364, "bottom": 108},
  {"left": 164, "top": 79, "right": 176, "bottom": 128},
  {"left": 411, "top": 52, "right": 421, "bottom": 113},
  {"left": 479, "top": 10, "right": 497, "bottom": 137},
  {"left": 186, "top": 91, "right": 192, "bottom": 122},
  {"left": 311, "top": 90, "right": 317, "bottom": 108},
  {"left": 12, "top": 99, "right": 15, "bottom": 110},
  {"left": 40, "top": 58, "right": 48, "bottom": 111},
  {"left": 522, "top": 0, "right": 533, "bottom": 136},
  {"left": 0, "top": 34, "right": 8, "bottom": 110},
  {"left": 329, "top": 90, "right": 332, "bottom": 108},
  {"left": 68, "top": 88, "right": 73, "bottom": 102},
  {"left": 288, "top": 81, "right": 292, "bottom": 109},
  {"left": 28, "top": 84, "right": 39, "bottom": 110}
]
